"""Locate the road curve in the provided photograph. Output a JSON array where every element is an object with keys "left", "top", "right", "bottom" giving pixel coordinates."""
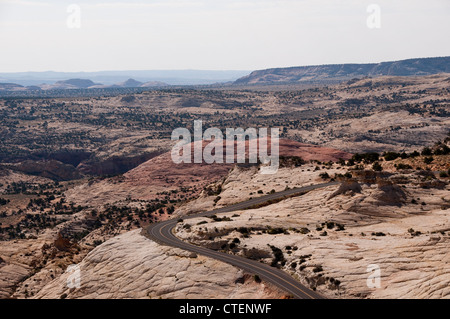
[{"left": 145, "top": 181, "right": 339, "bottom": 299}]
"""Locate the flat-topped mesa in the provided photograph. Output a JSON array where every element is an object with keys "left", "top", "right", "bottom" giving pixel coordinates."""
[{"left": 234, "top": 56, "right": 450, "bottom": 85}]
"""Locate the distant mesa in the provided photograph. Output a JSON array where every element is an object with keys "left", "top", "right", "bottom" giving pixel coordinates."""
[
  {"left": 0, "top": 82, "right": 23, "bottom": 89},
  {"left": 57, "top": 78, "right": 96, "bottom": 88},
  {"left": 234, "top": 56, "right": 450, "bottom": 85},
  {"left": 114, "top": 78, "right": 169, "bottom": 88},
  {"left": 0, "top": 77, "right": 170, "bottom": 92},
  {"left": 0, "top": 82, "right": 42, "bottom": 92},
  {"left": 140, "top": 80, "right": 169, "bottom": 87},
  {"left": 39, "top": 78, "right": 99, "bottom": 90},
  {"left": 1, "top": 56, "right": 449, "bottom": 91},
  {"left": 116, "top": 78, "right": 143, "bottom": 88},
  {"left": 48, "top": 78, "right": 169, "bottom": 90},
  {"left": 25, "top": 85, "right": 42, "bottom": 91},
  {"left": 0, "top": 82, "right": 24, "bottom": 91}
]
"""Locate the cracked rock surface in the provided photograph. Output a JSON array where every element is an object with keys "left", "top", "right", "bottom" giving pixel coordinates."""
[{"left": 33, "top": 229, "right": 284, "bottom": 299}]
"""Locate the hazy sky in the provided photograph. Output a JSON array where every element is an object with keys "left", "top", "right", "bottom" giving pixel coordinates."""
[{"left": 0, "top": 0, "right": 449, "bottom": 72}]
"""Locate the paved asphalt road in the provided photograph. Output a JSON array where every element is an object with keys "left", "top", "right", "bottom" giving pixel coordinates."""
[{"left": 145, "top": 181, "right": 339, "bottom": 299}]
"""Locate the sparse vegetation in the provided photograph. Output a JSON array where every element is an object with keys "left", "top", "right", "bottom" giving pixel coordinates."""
[
  {"left": 372, "top": 162, "right": 383, "bottom": 171},
  {"left": 269, "top": 245, "right": 286, "bottom": 268},
  {"left": 319, "top": 172, "right": 330, "bottom": 179}
]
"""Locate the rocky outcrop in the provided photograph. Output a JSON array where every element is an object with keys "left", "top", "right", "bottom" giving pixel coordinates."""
[
  {"left": 10, "top": 160, "right": 81, "bottom": 181},
  {"left": 53, "top": 233, "right": 74, "bottom": 252},
  {"left": 76, "top": 151, "right": 163, "bottom": 176},
  {"left": 33, "top": 230, "right": 284, "bottom": 299},
  {"left": 66, "top": 139, "right": 351, "bottom": 207},
  {"left": 328, "top": 181, "right": 362, "bottom": 199},
  {"left": 176, "top": 180, "right": 450, "bottom": 299},
  {"left": 374, "top": 181, "right": 407, "bottom": 206}
]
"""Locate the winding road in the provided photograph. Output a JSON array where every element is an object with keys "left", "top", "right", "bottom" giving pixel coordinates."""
[{"left": 145, "top": 181, "right": 339, "bottom": 299}]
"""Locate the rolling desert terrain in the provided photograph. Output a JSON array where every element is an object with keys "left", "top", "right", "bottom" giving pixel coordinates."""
[{"left": 0, "top": 69, "right": 449, "bottom": 299}]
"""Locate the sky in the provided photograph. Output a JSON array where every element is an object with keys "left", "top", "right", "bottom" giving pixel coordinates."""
[{"left": 0, "top": 0, "right": 449, "bottom": 72}]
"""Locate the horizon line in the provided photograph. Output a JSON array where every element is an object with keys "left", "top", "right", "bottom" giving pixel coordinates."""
[{"left": 1, "top": 55, "right": 448, "bottom": 75}]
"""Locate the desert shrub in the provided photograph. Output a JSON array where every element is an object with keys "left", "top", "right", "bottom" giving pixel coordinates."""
[
  {"left": 298, "top": 227, "right": 310, "bottom": 234},
  {"left": 267, "top": 227, "right": 285, "bottom": 235},
  {"left": 421, "top": 147, "right": 433, "bottom": 156},
  {"left": 93, "top": 240, "right": 103, "bottom": 246},
  {"left": 313, "top": 266, "right": 323, "bottom": 273},
  {"left": 269, "top": 245, "right": 286, "bottom": 268},
  {"left": 384, "top": 152, "right": 400, "bottom": 161},
  {"left": 362, "top": 152, "right": 380, "bottom": 163},
  {"left": 352, "top": 152, "right": 379, "bottom": 163},
  {"left": 372, "top": 162, "right": 383, "bottom": 171},
  {"left": 395, "top": 163, "right": 413, "bottom": 170},
  {"left": 434, "top": 144, "right": 450, "bottom": 155},
  {"left": 212, "top": 216, "right": 232, "bottom": 222},
  {"left": 408, "top": 228, "right": 422, "bottom": 236},
  {"left": 371, "top": 232, "right": 386, "bottom": 236},
  {"left": 332, "top": 171, "right": 353, "bottom": 179},
  {"left": 319, "top": 172, "right": 330, "bottom": 179},
  {"left": 237, "top": 227, "right": 249, "bottom": 234},
  {"left": 409, "top": 151, "right": 420, "bottom": 157}
]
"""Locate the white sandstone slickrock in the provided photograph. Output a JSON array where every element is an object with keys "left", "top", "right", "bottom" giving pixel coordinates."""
[
  {"left": 175, "top": 172, "right": 450, "bottom": 299},
  {"left": 27, "top": 164, "right": 450, "bottom": 299},
  {"left": 33, "top": 229, "right": 283, "bottom": 299}
]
